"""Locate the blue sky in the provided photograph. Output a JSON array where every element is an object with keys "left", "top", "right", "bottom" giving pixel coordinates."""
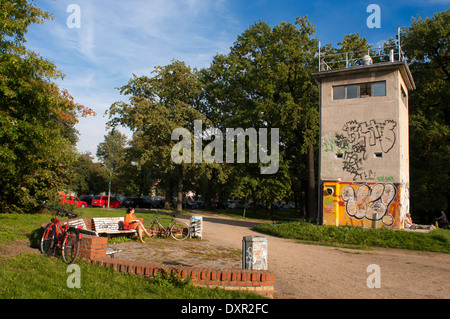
[{"left": 26, "top": 0, "right": 449, "bottom": 160}]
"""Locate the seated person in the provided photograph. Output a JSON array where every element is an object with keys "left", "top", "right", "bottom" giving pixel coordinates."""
[{"left": 124, "top": 207, "right": 150, "bottom": 243}]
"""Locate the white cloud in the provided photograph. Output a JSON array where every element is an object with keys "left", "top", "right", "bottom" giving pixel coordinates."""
[
  {"left": 76, "top": 4, "right": 96, "bottom": 61},
  {"left": 50, "top": 0, "right": 239, "bottom": 158}
]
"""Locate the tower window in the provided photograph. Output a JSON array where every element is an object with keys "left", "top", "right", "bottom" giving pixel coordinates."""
[
  {"left": 374, "top": 152, "right": 383, "bottom": 158},
  {"left": 333, "top": 86, "right": 345, "bottom": 100},
  {"left": 346, "top": 85, "right": 359, "bottom": 99},
  {"left": 360, "top": 83, "right": 371, "bottom": 97},
  {"left": 333, "top": 81, "right": 386, "bottom": 100},
  {"left": 401, "top": 85, "right": 407, "bottom": 106},
  {"left": 373, "top": 81, "right": 386, "bottom": 96}
]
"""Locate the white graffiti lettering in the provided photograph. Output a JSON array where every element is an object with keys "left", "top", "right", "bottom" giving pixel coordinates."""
[{"left": 341, "top": 183, "right": 396, "bottom": 226}]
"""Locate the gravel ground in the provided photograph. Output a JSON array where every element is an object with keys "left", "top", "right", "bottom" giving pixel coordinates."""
[{"left": 110, "top": 212, "right": 450, "bottom": 299}]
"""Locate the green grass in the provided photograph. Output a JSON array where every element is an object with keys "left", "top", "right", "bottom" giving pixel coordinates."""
[
  {"left": 205, "top": 207, "right": 299, "bottom": 222},
  {"left": 0, "top": 210, "right": 265, "bottom": 299},
  {"left": 254, "top": 220, "right": 450, "bottom": 253},
  {"left": 0, "top": 207, "right": 148, "bottom": 247},
  {"left": 3, "top": 207, "right": 448, "bottom": 299},
  {"left": 77, "top": 207, "right": 176, "bottom": 225},
  {"left": 0, "top": 253, "right": 263, "bottom": 299},
  {"left": 0, "top": 213, "right": 50, "bottom": 245}
]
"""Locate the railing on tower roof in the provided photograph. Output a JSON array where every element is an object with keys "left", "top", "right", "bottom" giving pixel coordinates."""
[{"left": 318, "top": 28, "right": 405, "bottom": 72}]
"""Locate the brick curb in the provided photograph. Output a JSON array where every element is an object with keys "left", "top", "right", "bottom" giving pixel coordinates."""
[{"left": 80, "top": 234, "right": 275, "bottom": 298}]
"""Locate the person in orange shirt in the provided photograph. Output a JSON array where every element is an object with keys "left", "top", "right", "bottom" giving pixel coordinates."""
[{"left": 124, "top": 207, "right": 150, "bottom": 243}]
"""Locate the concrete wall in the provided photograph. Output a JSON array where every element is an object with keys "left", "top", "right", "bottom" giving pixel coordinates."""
[
  {"left": 319, "top": 69, "right": 401, "bottom": 183},
  {"left": 315, "top": 62, "right": 414, "bottom": 230}
]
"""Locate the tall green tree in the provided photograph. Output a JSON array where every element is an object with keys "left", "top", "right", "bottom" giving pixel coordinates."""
[
  {"left": 0, "top": 0, "right": 94, "bottom": 213},
  {"left": 69, "top": 152, "right": 109, "bottom": 195},
  {"left": 401, "top": 10, "right": 449, "bottom": 220},
  {"left": 97, "top": 130, "right": 128, "bottom": 206},
  {"left": 116, "top": 132, "right": 158, "bottom": 197},
  {"left": 107, "top": 60, "right": 204, "bottom": 211},
  {"left": 203, "top": 17, "right": 319, "bottom": 219}
]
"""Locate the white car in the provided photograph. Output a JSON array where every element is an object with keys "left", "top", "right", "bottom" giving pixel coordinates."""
[{"left": 227, "top": 200, "right": 244, "bottom": 209}]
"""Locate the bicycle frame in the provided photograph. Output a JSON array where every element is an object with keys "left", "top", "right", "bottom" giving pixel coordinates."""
[
  {"left": 150, "top": 216, "right": 173, "bottom": 237},
  {"left": 52, "top": 216, "right": 70, "bottom": 247},
  {"left": 145, "top": 214, "right": 190, "bottom": 240},
  {"left": 41, "top": 209, "right": 81, "bottom": 263},
  {"left": 42, "top": 215, "right": 65, "bottom": 253}
]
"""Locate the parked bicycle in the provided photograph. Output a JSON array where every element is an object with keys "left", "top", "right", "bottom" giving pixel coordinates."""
[
  {"left": 40, "top": 206, "right": 81, "bottom": 264},
  {"left": 144, "top": 212, "right": 190, "bottom": 241}
]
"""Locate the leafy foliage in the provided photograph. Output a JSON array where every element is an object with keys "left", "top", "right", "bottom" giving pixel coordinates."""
[
  {"left": 108, "top": 60, "right": 205, "bottom": 208},
  {"left": 199, "top": 17, "right": 319, "bottom": 218},
  {"left": 69, "top": 153, "right": 109, "bottom": 195},
  {"left": 0, "top": 0, "right": 94, "bottom": 213},
  {"left": 401, "top": 10, "right": 449, "bottom": 218}
]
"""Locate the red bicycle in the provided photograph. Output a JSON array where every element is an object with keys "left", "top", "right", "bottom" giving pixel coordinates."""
[{"left": 40, "top": 206, "right": 81, "bottom": 264}]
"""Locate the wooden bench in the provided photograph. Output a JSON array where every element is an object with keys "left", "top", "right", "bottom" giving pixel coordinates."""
[
  {"left": 68, "top": 218, "right": 98, "bottom": 236},
  {"left": 92, "top": 217, "right": 140, "bottom": 238}
]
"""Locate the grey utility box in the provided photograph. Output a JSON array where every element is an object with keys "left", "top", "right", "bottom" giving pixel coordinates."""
[
  {"left": 190, "top": 216, "right": 203, "bottom": 239},
  {"left": 242, "top": 236, "right": 268, "bottom": 270}
]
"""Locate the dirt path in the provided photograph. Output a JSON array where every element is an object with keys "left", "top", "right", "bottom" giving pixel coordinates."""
[{"left": 112, "top": 212, "right": 450, "bottom": 299}]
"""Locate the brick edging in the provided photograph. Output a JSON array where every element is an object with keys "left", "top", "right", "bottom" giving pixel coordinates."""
[{"left": 79, "top": 234, "right": 275, "bottom": 298}]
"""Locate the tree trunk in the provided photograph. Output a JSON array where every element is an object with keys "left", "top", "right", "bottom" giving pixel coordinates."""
[
  {"left": 307, "top": 144, "right": 317, "bottom": 221},
  {"left": 301, "top": 190, "right": 306, "bottom": 219},
  {"left": 176, "top": 165, "right": 183, "bottom": 212},
  {"left": 293, "top": 187, "right": 298, "bottom": 217},
  {"left": 164, "top": 172, "right": 172, "bottom": 209},
  {"left": 205, "top": 178, "right": 212, "bottom": 209}
]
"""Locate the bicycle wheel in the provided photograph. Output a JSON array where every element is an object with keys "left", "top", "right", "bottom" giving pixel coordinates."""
[
  {"left": 144, "top": 221, "right": 161, "bottom": 238},
  {"left": 62, "top": 228, "right": 80, "bottom": 264},
  {"left": 170, "top": 222, "right": 190, "bottom": 241},
  {"left": 40, "top": 224, "right": 56, "bottom": 256}
]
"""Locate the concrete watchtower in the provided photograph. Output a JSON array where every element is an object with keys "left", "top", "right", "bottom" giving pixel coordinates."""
[{"left": 313, "top": 40, "right": 415, "bottom": 229}]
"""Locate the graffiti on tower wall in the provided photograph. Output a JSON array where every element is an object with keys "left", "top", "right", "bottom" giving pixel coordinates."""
[
  {"left": 322, "top": 119, "right": 397, "bottom": 181},
  {"left": 322, "top": 181, "right": 408, "bottom": 229},
  {"left": 341, "top": 183, "right": 396, "bottom": 226}
]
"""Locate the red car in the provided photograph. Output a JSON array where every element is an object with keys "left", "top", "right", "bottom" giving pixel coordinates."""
[
  {"left": 91, "top": 195, "right": 122, "bottom": 208},
  {"left": 60, "top": 194, "right": 88, "bottom": 208}
]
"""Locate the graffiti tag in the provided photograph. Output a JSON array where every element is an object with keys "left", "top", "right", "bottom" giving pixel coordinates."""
[
  {"left": 341, "top": 183, "right": 396, "bottom": 226},
  {"left": 322, "top": 119, "right": 397, "bottom": 181}
]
